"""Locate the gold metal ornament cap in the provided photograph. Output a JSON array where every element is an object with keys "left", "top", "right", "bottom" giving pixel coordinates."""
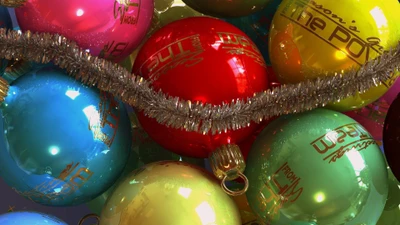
[
  {"left": 0, "top": 77, "right": 9, "bottom": 103},
  {"left": 0, "top": 0, "right": 26, "bottom": 7},
  {"left": 209, "top": 144, "right": 249, "bottom": 196}
]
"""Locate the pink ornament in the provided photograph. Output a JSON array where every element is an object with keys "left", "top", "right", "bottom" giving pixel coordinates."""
[
  {"left": 15, "top": 0, "right": 154, "bottom": 62},
  {"left": 346, "top": 78, "right": 400, "bottom": 146}
]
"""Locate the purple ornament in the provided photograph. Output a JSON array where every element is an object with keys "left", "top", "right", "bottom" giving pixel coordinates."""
[{"left": 346, "top": 78, "right": 400, "bottom": 147}]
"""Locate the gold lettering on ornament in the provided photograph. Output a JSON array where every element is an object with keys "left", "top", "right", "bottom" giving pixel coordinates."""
[
  {"left": 88, "top": 91, "right": 120, "bottom": 147},
  {"left": 217, "top": 32, "right": 266, "bottom": 68},
  {"left": 14, "top": 163, "right": 93, "bottom": 203},
  {"left": 114, "top": 0, "right": 140, "bottom": 25},
  {"left": 310, "top": 123, "right": 375, "bottom": 163},
  {"left": 280, "top": 0, "right": 384, "bottom": 67},
  {"left": 258, "top": 162, "right": 304, "bottom": 220},
  {"left": 138, "top": 34, "right": 205, "bottom": 82},
  {"left": 99, "top": 41, "right": 129, "bottom": 61}
]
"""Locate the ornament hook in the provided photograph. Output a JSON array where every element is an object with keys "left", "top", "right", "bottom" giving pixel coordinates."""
[
  {"left": 209, "top": 144, "right": 248, "bottom": 196},
  {"left": 78, "top": 213, "right": 100, "bottom": 225}
]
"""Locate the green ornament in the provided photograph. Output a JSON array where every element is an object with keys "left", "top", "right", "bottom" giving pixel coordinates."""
[
  {"left": 245, "top": 109, "right": 388, "bottom": 225},
  {"left": 182, "top": 0, "right": 274, "bottom": 18},
  {"left": 376, "top": 167, "right": 400, "bottom": 225},
  {"left": 86, "top": 112, "right": 205, "bottom": 215}
]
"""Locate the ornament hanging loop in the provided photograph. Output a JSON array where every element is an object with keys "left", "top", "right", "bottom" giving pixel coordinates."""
[
  {"left": 209, "top": 144, "right": 248, "bottom": 196},
  {"left": 78, "top": 213, "right": 100, "bottom": 225},
  {"left": 0, "top": 0, "right": 26, "bottom": 7},
  {"left": 0, "top": 77, "right": 9, "bottom": 103}
]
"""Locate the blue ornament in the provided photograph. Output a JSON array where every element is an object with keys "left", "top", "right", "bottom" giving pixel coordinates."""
[
  {"left": 0, "top": 7, "right": 12, "bottom": 77},
  {"left": 0, "top": 66, "right": 132, "bottom": 206},
  {"left": 223, "top": 0, "right": 282, "bottom": 65},
  {"left": 0, "top": 211, "right": 67, "bottom": 225}
]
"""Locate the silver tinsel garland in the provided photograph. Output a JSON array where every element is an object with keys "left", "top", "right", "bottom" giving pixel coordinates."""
[{"left": 0, "top": 28, "right": 398, "bottom": 134}]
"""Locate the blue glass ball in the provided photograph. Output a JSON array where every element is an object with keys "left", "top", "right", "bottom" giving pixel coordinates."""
[
  {"left": 0, "top": 66, "right": 132, "bottom": 206},
  {"left": 0, "top": 211, "right": 67, "bottom": 225},
  {"left": 0, "top": 7, "right": 12, "bottom": 76},
  {"left": 223, "top": 0, "right": 282, "bottom": 65}
]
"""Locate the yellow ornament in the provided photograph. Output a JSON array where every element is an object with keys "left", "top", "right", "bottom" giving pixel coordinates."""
[
  {"left": 99, "top": 161, "right": 241, "bottom": 225},
  {"left": 269, "top": 0, "right": 400, "bottom": 111},
  {"left": 129, "top": 0, "right": 207, "bottom": 65}
]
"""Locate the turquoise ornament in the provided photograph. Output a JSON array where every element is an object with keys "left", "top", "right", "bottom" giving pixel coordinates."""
[
  {"left": 245, "top": 109, "right": 388, "bottom": 225},
  {"left": 0, "top": 211, "right": 67, "bottom": 225},
  {"left": 0, "top": 66, "right": 131, "bottom": 206}
]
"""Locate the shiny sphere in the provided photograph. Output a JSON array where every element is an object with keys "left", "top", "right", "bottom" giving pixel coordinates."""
[
  {"left": 86, "top": 111, "right": 204, "bottom": 215},
  {"left": 0, "top": 66, "right": 131, "bottom": 206},
  {"left": 245, "top": 109, "right": 388, "bottom": 224},
  {"left": 383, "top": 93, "right": 400, "bottom": 182},
  {"left": 0, "top": 211, "right": 67, "bottom": 225},
  {"left": 100, "top": 161, "right": 241, "bottom": 225},
  {"left": 132, "top": 17, "right": 269, "bottom": 158},
  {"left": 269, "top": 0, "right": 400, "bottom": 111},
  {"left": 223, "top": 0, "right": 282, "bottom": 65},
  {"left": 183, "top": 0, "right": 274, "bottom": 18},
  {"left": 15, "top": 0, "right": 154, "bottom": 62}
]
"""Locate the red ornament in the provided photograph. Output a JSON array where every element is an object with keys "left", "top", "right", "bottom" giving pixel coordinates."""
[{"left": 133, "top": 17, "right": 269, "bottom": 158}]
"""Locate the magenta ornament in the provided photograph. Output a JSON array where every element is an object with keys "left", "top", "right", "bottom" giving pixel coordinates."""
[
  {"left": 345, "top": 78, "right": 400, "bottom": 147},
  {"left": 15, "top": 0, "right": 154, "bottom": 62}
]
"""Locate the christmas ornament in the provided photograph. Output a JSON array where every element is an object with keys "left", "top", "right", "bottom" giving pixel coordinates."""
[
  {"left": 132, "top": 16, "right": 269, "bottom": 194},
  {"left": 383, "top": 93, "right": 400, "bottom": 182},
  {"left": 269, "top": 0, "right": 400, "bottom": 111},
  {"left": 15, "top": 0, "right": 154, "bottom": 62},
  {"left": 376, "top": 166, "right": 400, "bottom": 225},
  {"left": 230, "top": 184, "right": 262, "bottom": 225},
  {"left": 0, "top": 7, "right": 12, "bottom": 77},
  {"left": 0, "top": 211, "right": 67, "bottom": 225},
  {"left": 99, "top": 161, "right": 241, "bottom": 225},
  {"left": 245, "top": 109, "right": 388, "bottom": 224},
  {"left": 223, "top": 0, "right": 282, "bottom": 65},
  {"left": 182, "top": 0, "right": 273, "bottom": 18},
  {"left": 345, "top": 77, "right": 400, "bottom": 147},
  {"left": 128, "top": 0, "right": 208, "bottom": 69},
  {"left": 0, "top": 66, "right": 132, "bottom": 206},
  {"left": 87, "top": 111, "right": 204, "bottom": 215}
]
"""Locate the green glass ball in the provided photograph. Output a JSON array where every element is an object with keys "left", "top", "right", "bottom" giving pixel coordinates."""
[{"left": 245, "top": 109, "right": 388, "bottom": 225}]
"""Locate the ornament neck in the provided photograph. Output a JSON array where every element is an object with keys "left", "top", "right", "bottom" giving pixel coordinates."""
[
  {"left": 0, "top": 77, "right": 9, "bottom": 103},
  {"left": 209, "top": 144, "right": 249, "bottom": 196}
]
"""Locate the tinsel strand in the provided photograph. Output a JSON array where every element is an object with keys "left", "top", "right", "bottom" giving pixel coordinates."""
[
  {"left": 0, "top": 28, "right": 398, "bottom": 134},
  {"left": 0, "top": 0, "right": 25, "bottom": 7}
]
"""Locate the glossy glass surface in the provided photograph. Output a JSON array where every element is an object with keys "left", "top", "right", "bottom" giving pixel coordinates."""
[
  {"left": 87, "top": 111, "right": 204, "bottom": 215},
  {"left": 0, "top": 7, "right": 12, "bottom": 77},
  {"left": 345, "top": 77, "right": 400, "bottom": 148},
  {"left": 128, "top": 0, "right": 208, "bottom": 66},
  {"left": 223, "top": 0, "right": 282, "bottom": 65},
  {"left": 377, "top": 167, "right": 400, "bottom": 225},
  {"left": 0, "top": 211, "right": 67, "bottom": 225},
  {"left": 100, "top": 161, "right": 241, "bottom": 225},
  {"left": 182, "top": 0, "right": 273, "bottom": 18},
  {"left": 0, "top": 66, "right": 132, "bottom": 206},
  {"left": 245, "top": 109, "right": 388, "bottom": 224},
  {"left": 132, "top": 17, "right": 269, "bottom": 158},
  {"left": 383, "top": 93, "right": 400, "bottom": 182},
  {"left": 15, "top": 0, "right": 154, "bottom": 62},
  {"left": 269, "top": 0, "right": 400, "bottom": 111}
]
